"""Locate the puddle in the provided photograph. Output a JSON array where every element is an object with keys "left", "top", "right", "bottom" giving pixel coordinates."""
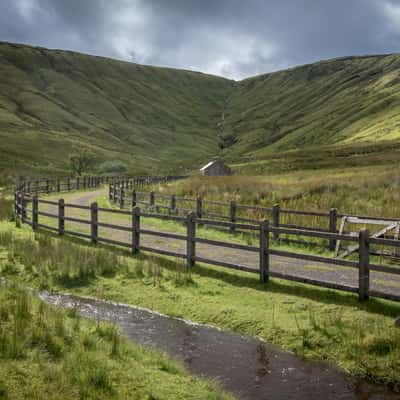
[{"left": 39, "top": 292, "right": 399, "bottom": 400}]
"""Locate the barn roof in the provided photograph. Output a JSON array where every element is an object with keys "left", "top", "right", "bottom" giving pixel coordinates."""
[{"left": 199, "top": 160, "right": 219, "bottom": 171}]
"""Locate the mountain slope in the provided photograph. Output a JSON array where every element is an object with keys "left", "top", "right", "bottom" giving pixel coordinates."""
[
  {"left": 2, "top": 41, "right": 400, "bottom": 177},
  {"left": 0, "top": 41, "right": 234, "bottom": 176},
  {"left": 221, "top": 55, "right": 400, "bottom": 162}
]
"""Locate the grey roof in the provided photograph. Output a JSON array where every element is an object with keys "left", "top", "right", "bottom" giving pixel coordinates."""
[{"left": 199, "top": 160, "right": 219, "bottom": 171}]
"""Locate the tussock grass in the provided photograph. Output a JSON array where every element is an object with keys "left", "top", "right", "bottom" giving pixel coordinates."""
[
  {"left": 0, "top": 283, "right": 231, "bottom": 399},
  {"left": 1, "top": 222, "right": 400, "bottom": 390},
  {"left": 161, "top": 166, "right": 400, "bottom": 231}
]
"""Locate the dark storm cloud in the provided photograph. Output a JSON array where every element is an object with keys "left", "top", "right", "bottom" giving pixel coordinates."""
[{"left": 1, "top": 0, "right": 400, "bottom": 79}]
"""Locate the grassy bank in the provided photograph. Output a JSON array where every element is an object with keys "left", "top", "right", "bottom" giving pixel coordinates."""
[
  {"left": 1, "top": 222, "right": 400, "bottom": 391},
  {"left": 0, "top": 283, "right": 230, "bottom": 400}
]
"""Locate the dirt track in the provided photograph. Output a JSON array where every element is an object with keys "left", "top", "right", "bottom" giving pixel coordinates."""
[{"left": 45, "top": 188, "right": 400, "bottom": 299}]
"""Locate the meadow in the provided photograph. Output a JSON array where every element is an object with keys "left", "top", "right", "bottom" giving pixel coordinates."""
[
  {"left": 0, "top": 195, "right": 231, "bottom": 400},
  {"left": 1, "top": 218, "right": 400, "bottom": 391}
]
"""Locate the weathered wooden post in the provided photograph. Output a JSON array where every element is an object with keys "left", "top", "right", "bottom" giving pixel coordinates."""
[
  {"left": 56, "top": 178, "right": 61, "bottom": 193},
  {"left": 230, "top": 200, "right": 237, "bottom": 232},
  {"left": 272, "top": 204, "right": 280, "bottom": 240},
  {"left": 46, "top": 179, "right": 50, "bottom": 194},
  {"left": 27, "top": 181, "right": 31, "bottom": 194},
  {"left": 58, "top": 199, "right": 65, "bottom": 235},
  {"left": 119, "top": 187, "right": 125, "bottom": 209},
  {"left": 76, "top": 177, "right": 80, "bottom": 191},
  {"left": 32, "top": 195, "right": 39, "bottom": 230},
  {"left": 170, "top": 194, "right": 176, "bottom": 213},
  {"left": 13, "top": 191, "right": 18, "bottom": 216},
  {"left": 90, "top": 202, "right": 98, "bottom": 244},
  {"left": 83, "top": 176, "right": 87, "bottom": 189},
  {"left": 186, "top": 212, "right": 196, "bottom": 270},
  {"left": 196, "top": 196, "right": 203, "bottom": 219},
  {"left": 132, "top": 207, "right": 140, "bottom": 254},
  {"left": 358, "top": 229, "right": 370, "bottom": 301},
  {"left": 329, "top": 208, "right": 338, "bottom": 251},
  {"left": 149, "top": 191, "right": 155, "bottom": 208},
  {"left": 108, "top": 184, "right": 113, "bottom": 201},
  {"left": 67, "top": 178, "right": 71, "bottom": 191},
  {"left": 131, "top": 190, "right": 137, "bottom": 207},
  {"left": 259, "top": 219, "right": 269, "bottom": 283},
  {"left": 21, "top": 193, "right": 27, "bottom": 222},
  {"left": 113, "top": 185, "right": 117, "bottom": 203}
]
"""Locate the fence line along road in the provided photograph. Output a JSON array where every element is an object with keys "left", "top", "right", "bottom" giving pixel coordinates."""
[
  {"left": 108, "top": 184, "right": 400, "bottom": 255},
  {"left": 16, "top": 175, "right": 186, "bottom": 195},
  {"left": 14, "top": 192, "right": 400, "bottom": 304}
]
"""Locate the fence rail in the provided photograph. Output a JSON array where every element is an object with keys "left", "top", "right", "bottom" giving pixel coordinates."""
[
  {"left": 14, "top": 192, "right": 400, "bottom": 303},
  {"left": 108, "top": 186, "right": 400, "bottom": 255}
]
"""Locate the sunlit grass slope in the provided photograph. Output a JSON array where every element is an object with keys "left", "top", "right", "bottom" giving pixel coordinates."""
[{"left": 222, "top": 54, "right": 400, "bottom": 166}]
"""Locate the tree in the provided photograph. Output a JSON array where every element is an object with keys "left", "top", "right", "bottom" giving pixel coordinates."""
[
  {"left": 98, "top": 160, "right": 128, "bottom": 175},
  {"left": 69, "top": 149, "right": 95, "bottom": 176}
]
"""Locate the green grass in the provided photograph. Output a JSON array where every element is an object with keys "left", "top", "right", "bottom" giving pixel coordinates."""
[
  {"left": 0, "top": 283, "right": 231, "bottom": 400},
  {"left": 0, "top": 41, "right": 233, "bottom": 177},
  {"left": 3, "top": 42, "right": 400, "bottom": 177},
  {"left": 2, "top": 221, "right": 400, "bottom": 391}
]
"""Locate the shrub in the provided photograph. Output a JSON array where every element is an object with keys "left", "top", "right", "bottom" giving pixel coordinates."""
[{"left": 98, "top": 160, "right": 128, "bottom": 175}]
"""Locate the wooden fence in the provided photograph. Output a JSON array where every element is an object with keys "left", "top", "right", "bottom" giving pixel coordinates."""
[
  {"left": 108, "top": 185, "right": 400, "bottom": 257},
  {"left": 17, "top": 175, "right": 186, "bottom": 195},
  {"left": 14, "top": 192, "right": 400, "bottom": 303}
]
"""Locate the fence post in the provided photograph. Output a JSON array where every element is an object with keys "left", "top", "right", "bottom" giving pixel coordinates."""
[
  {"left": 170, "top": 194, "right": 176, "bottom": 213},
  {"left": 21, "top": 193, "right": 27, "bottom": 222},
  {"left": 32, "top": 195, "right": 39, "bottom": 230},
  {"left": 46, "top": 179, "right": 50, "bottom": 194},
  {"left": 108, "top": 185, "right": 113, "bottom": 201},
  {"left": 149, "top": 191, "right": 155, "bottom": 208},
  {"left": 186, "top": 212, "right": 196, "bottom": 269},
  {"left": 132, "top": 190, "right": 137, "bottom": 207},
  {"left": 27, "top": 181, "right": 31, "bottom": 194},
  {"left": 56, "top": 178, "right": 61, "bottom": 193},
  {"left": 196, "top": 196, "right": 202, "bottom": 219},
  {"left": 67, "top": 178, "right": 71, "bottom": 191},
  {"left": 119, "top": 188, "right": 125, "bottom": 209},
  {"left": 358, "top": 229, "right": 370, "bottom": 301},
  {"left": 273, "top": 204, "right": 280, "bottom": 240},
  {"left": 91, "top": 202, "right": 98, "bottom": 244},
  {"left": 76, "top": 177, "right": 80, "bottom": 191},
  {"left": 132, "top": 207, "right": 140, "bottom": 254},
  {"left": 329, "top": 208, "right": 338, "bottom": 251},
  {"left": 230, "top": 200, "right": 236, "bottom": 232},
  {"left": 259, "top": 220, "right": 269, "bottom": 283},
  {"left": 58, "top": 199, "right": 65, "bottom": 235},
  {"left": 15, "top": 192, "right": 20, "bottom": 224},
  {"left": 113, "top": 185, "right": 117, "bottom": 203}
]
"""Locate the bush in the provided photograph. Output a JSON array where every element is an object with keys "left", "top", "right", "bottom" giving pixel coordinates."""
[{"left": 98, "top": 160, "right": 128, "bottom": 175}]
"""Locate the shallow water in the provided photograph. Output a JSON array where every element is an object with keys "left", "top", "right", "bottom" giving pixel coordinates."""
[{"left": 39, "top": 292, "right": 399, "bottom": 400}]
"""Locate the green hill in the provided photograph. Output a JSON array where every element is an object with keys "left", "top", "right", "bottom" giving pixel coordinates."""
[
  {"left": 2, "top": 41, "right": 400, "bottom": 177},
  {"left": 222, "top": 55, "right": 400, "bottom": 173},
  {"left": 0, "top": 41, "right": 233, "bottom": 177}
]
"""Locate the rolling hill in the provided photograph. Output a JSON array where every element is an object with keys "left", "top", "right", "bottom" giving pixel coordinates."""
[
  {"left": 0, "top": 41, "right": 233, "bottom": 177},
  {"left": 2, "top": 41, "right": 400, "bottom": 177}
]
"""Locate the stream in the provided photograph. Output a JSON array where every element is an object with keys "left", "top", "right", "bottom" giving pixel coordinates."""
[{"left": 39, "top": 292, "right": 399, "bottom": 400}]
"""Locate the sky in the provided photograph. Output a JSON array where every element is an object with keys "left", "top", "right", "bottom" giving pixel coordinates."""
[{"left": 1, "top": 0, "right": 400, "bottom": 80}]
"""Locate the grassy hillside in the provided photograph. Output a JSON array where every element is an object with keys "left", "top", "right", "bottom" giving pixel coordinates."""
[
  {"left": 0, "top": 41, "right": 233, "bottom": 177},
  {"left": 222, "top": 55, "right": 400, "bottom": 167},
  {"left": 2, "top": 42, "right": 400, "bottom": 177}
]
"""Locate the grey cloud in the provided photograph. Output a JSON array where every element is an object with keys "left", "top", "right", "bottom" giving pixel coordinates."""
[{"left": 0, "top": 0, "right": 399, "bottom": 79}]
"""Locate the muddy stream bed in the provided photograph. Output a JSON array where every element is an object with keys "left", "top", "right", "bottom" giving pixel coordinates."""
[{"left": 39, "top": 292, "right": 399, "bottom": 400}]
